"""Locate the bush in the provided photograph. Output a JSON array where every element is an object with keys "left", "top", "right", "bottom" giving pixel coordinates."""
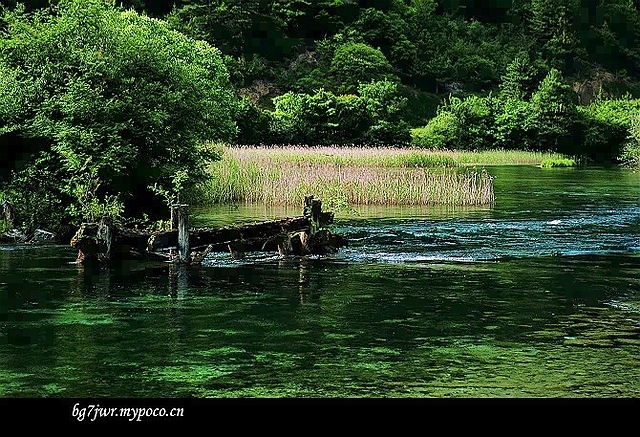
[
  {"left": 0, "top": 0, "right": 237, "bottom": 228},
  {"left": 4, "top": 151, "right": 72, "bottom": 235},
  {"left": 577, "top": 98, "right": 640, "bottom": 163},
  {"left": 494, "top": 98, "right": 537, "bottom": 150},
  {"left": 268, "top": 80, "right": 410, "bottom": 146},
  {"left": 411, "top": 113, "right": 459, "bottom": 149},
  {"left": 540, "top": 158, "right": 576, "bottom": 168},
  {"left": 620, "top": 114, "right": 640, "bottom": 168}
]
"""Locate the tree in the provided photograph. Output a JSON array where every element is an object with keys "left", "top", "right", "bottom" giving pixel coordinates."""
[
  {"left": 348, "top": 5, "right": 416, "bottom": 76},
  {"left": 330, "top": 42, "right": 397, "bottom": 93},
  {"left": 528, "top": 68, "right": 580, "bottom": 152},
  {"left": 0, "top": 0, "right": 237, "bottom": 232},
  {"left": 499, "top": 55, "right": 540, "bottom": 100},
  {"left": 358, "top": 80, "right": 411, "bottom": 145},
  {"left": 168, "top": 0, "right": 295, "bottom": 61},
  {"left": 265, "top": 80, "right": 410, "bottom": 146},
  {"left": 527, "top": 0, "right": 583, "bottom": 74}
]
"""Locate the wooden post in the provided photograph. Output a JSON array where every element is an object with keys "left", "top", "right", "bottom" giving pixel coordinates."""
[
  {"left": 97, "top": 217, "right": 113, "bottom": 261},
  {"left": 170, "top": 206, "right": 178, "bottom": 230},
  {"left": 173, "top": 204, "right": 190, "bottom": 263},
  {"left": 304, "top": 195, "right": 322, "bottom": 236},
  {"left": 169, "top": 205, "right": 179, "bottom": 259}
]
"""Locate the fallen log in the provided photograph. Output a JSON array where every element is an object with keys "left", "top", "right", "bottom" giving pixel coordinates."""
[
  {"left": 70, "top": 196, "right": 346, "bottom": 264},
  {"left": 146, "top": 216, "right": 312, "bottom": 253}
]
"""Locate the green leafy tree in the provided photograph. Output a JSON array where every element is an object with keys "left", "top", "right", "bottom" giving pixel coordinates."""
[
  {"left": 0, "top": 0, "right": 237, "bottom": 232},
  {"left": 577, "top": 97, "right": 640, "bottom": 162},
  {"left": 271, "top": 90, "right": 339, "bottom": 144},
  {"left": 168, "top": 0, "right": 294, "bottom": 61},
  {"left": 528, "top": 68, "right": 580, "bottom": 152},
  {"left": 428, "top": 95, "right": 501, "bottom": 150},
  {"left": 579, "top": 0, "right": 640, "bottom": 80},
  {"left": 527, "top": 0, "right": 583, "bottom": 74},
  {"left": 330, "top": 42, "right": 397, "bottom": 93},
  {"left": 494, "top": 98, "right": 537, "bottom": 150},
  {"left": 499, "top": 55, "right": 540, "bottom": 101},
  {"left": 348, "top": 5, "right": 416, "bottom": 76},
  {"left": 334, "top": 93, "right": 369, "bottom": 144},
  {"left": 358, "top": 80, "right": 410, "bottom": 145},
  {"left": 266, "top": 79, "right": 409, "bottom": 145},
  {"left": 234, "top": 97, "right": 275, "bottom": 145}
]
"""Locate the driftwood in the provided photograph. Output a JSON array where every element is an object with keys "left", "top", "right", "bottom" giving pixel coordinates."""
[{"left": 70, "top": 195, "right": 346, "bottom": 264}]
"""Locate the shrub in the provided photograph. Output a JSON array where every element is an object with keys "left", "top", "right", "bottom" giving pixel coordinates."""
[
  {"left": 540, "top": 158, "right": 576, "bottom": 167},
  {"left": 411, "top": 113, "right": 459, "bottom": 149},
  {"left": 577, "top": 98, "right": 640, "bottom": 163},
  {"left": 0, "top": 0, "right": 237, "bottom": 229},
  {"left": 620, "top": 114, "right": 640, "bottom": 168}
]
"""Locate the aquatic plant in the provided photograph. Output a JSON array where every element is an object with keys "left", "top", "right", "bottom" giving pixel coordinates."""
[
  {"left": 540, "top": 158, "right": 577, "bottom": 168},
  {"left": 199, "top": 146, "right": 495, "bottom": 206}
]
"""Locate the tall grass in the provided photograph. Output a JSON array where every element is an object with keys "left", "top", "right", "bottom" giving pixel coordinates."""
[
  {"left": 209, "top": 145, "right": 459, "bottom": 168},
  {"left": 200, "top": 146, "right": 495, "bottom": 206},
  {"left": 540, "top": 157, "right": 576, "bottom": 168},
  {"left": 440, "top": 149, "right": 568, "bottom": 165}
]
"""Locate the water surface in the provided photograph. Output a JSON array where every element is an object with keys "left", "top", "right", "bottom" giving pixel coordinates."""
[{"left": 1, "top": 166, "right": 639, "bottom": 397}]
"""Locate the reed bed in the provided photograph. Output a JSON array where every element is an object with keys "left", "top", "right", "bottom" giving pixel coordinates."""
[
  {"left": 201, "top": 146, "right": 495, "bottom": 206},
  {"left": 214, "top": 145, "right": 459, "bottom": 168},
  {"left": 442, "top": 149, "right": 567, "bottom": 165}
]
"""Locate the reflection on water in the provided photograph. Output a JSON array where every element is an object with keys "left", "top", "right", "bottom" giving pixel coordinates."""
[{"left": 1, "top": 166, "right": 640, "bottom": 397}]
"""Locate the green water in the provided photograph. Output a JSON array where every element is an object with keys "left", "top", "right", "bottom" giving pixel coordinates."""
[{"left": 1, "top": 166, "right": 639, "bottom": 397}]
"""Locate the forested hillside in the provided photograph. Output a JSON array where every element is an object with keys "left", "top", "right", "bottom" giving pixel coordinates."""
[
  {"left": 1, "top": 0, "right": 639, "bottom": 236},
  {"left": 137, "top": 0, "right": 640, "bottom": 154},
  {"left": 5, "top": 1, "right": 640, "bottom": 110}
]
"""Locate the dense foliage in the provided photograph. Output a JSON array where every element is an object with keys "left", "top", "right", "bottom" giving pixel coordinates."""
[
  {"left": 413, "top": 68, "right": 639, "bottom": 163},
  {"left": 1, "top": 0, "right": 640, "bottom": 234},
  {"left": 157, "top": 0, "right": 640, "bottom": 158},
  {"left": 0, "top": 0, "right": 236, "bottom": 234}
]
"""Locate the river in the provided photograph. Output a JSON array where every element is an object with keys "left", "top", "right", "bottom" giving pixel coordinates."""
[{"left": 1, "top": 166, "right": 639, "bottom": 398}]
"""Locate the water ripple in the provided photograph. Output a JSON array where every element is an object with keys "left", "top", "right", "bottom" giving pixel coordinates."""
[{"left": 335, "top": 204, "right": 640, "bottom": 264}]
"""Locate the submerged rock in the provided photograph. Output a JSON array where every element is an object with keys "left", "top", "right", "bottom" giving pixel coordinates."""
[
  {"left": 0, "top": 228, "right": 28, "bottom": 244},
  {"left": 27, "top": 229, "right": 57, "bottom": 244}
]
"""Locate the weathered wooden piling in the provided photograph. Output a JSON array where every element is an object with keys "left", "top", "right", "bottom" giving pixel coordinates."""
[
  {"left": 70, "top": 195, "right": 346, "bottom": 264},
  {"left": 173, "top": 204, "right": 190, "bottom": 263}
]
